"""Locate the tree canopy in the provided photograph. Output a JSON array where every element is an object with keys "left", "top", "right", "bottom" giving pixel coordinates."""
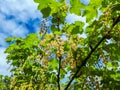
[{"left": 1, "top": 0, "right": 120, "bottom": 90}]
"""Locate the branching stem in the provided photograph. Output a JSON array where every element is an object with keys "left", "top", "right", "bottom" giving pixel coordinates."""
[
  {"left": 57, "top": 16, "right": 61, "bottom": 90},
  {"left": 64, "top": 15, "right": 120, "bottom": 90},
  {"left": 58, "top": 57, "right": 62, "bottom": 90}
]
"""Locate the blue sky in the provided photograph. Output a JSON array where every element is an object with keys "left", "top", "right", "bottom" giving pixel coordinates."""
[
  {"left": 0, "top": 0, "right": 42, "bottom": 75},
  {"left": 0, "top": 0, "right": 88, "bottom": 76}
]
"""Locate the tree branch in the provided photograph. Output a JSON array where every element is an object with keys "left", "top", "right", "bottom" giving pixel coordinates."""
[
  {"left": 57, "top": 16, "right": 61, "bottom": 90},
  {"left": 64, "top": 36, "right": 105, "bottom": 90},
  {"left": 64, "top": 15, "right": 120, "bottom": 90},
  {"left": 58, "top": 57, "right": 62, "bottom": 90}
]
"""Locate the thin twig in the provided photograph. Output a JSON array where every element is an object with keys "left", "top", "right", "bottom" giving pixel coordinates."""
[
  {"left": 64, "top": 15, "right": 120, "bottom": 90},
  {"left": 58, "top": 57, "right": 62, "bottom": 90},
  {"left": 64, "top": 36, "right": 105, "bottom": 90},
  {"left": 57, "top": 16, "right": 61, "bottom": 90}
]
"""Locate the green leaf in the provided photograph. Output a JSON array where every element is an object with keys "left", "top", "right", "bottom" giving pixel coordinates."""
[
  {"left": 54, "top": 31, "right": 62, "bottom": 34},
  {"left": 41, "top": 7, "right": 51, "bottom": 18},
  {"left": 89, "top": 0, "right": 102, "bottom": 8},
  {"left": 107, "top": 62, "right": 112, "bottom": 67},
  {"left": 49, "top": 1, "right": 62, "bottom": 14},
  {"left": 111, "top": 3, "right": 120, "bottom": 12},
  {"left": 5, "top": 37, "right": 16, "bottom": 42},
  {"left": 102, "top": 0, "right": 109, "bottom": 7},
  {"left": 71, "top": 26, "right": 80, "bottom": 34},
  {"left": 17, "top": 80, "right": 25, "bottom": 83},
  {"left": 51, "top": 25, "right": 58, "bottom": 32},
  {"left": 48, "top": 59, "right": 58, "bottom": 69},
  {"left": 64, "top": 43, "right": 70, "bottom": 51},
  {"left": 112, "top": 61, "right": 119, "bottom": 67},
  {"left": 35, "top": 0, "right": 64, "bottom": 17},
  {"left": 85, "top": 8, "right": 97, "bottom": 21},
  {"left": 37, "top": 0, "right": 50, "bottom": 10},
  {"left": 70, "top": 0, "right": 85, "bottom": 15},
  {"left": 71, "top": 21, "right": 84, "bottom": 34}
]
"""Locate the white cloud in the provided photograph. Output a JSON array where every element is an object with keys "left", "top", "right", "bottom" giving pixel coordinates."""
[
  {"left": 66, "top": 13, "right": 86, "bottom": 24},
  {"left": 0, "top": 0, "right": 42, "bottom": 46},
  {"left": 0, "top": 33, "right": 8, "bottom": 47},
  {"left": 0, "top": 0, "right": 42, "bottom": 75},
  {"left": 0, "top": 47, "right": 11, "bottom": 76},
  {"left": 0, "top": 0, "right": 42, "bottom": 23},
  {"left": 0, "top": 16, "right": 28, "bottom": 37}
]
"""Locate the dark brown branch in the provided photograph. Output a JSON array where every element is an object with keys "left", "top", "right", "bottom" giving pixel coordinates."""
[
  {"left": 57, "top": 14, "right": 60, "bottom": 31},
  {"left": 112, "top": 15, "right": 120, "bottom": 28},
  {"left": 89, "top": 44, "right": 94, "bottom": 50},
  {"left": 57, "top": 16, "right": 61, "bottom": 90},
  {"left": 58, "top": 57, "right": 62, "bottom": 90},
  {"left": 64, "top": 36, "right": 106, "bottom": 90},
  {"left": 64, "top": 15, "right": 120, "bottom": 90}
]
